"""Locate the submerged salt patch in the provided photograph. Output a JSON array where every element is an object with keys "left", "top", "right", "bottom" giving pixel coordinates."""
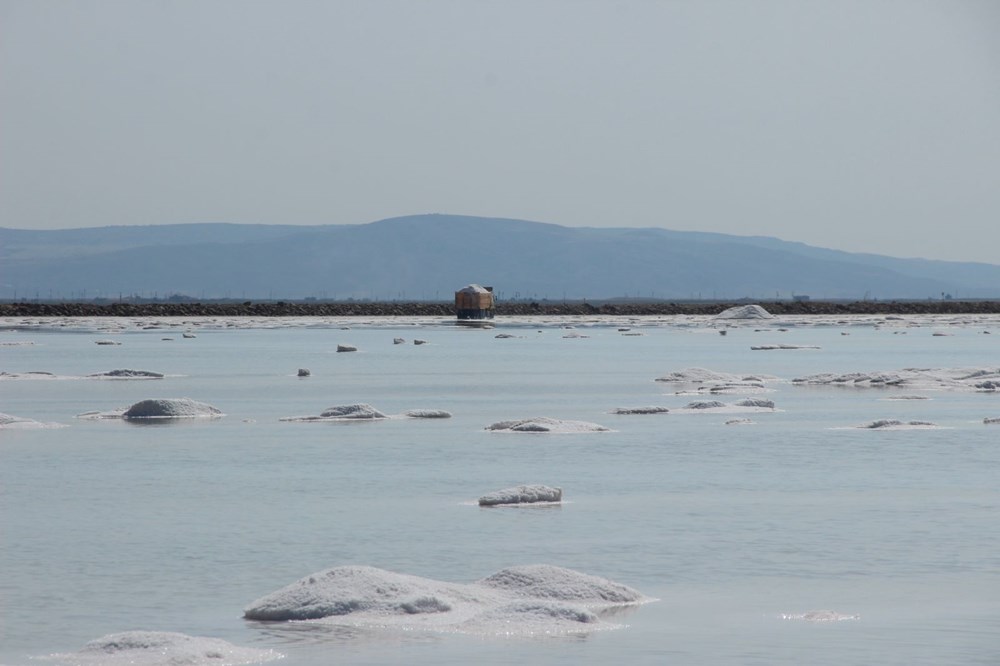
[
  {"left": 780, "top": 610, "right": 859, "bottom": 622},
  {"left": 611, "top": 406, "right": 670, "bottom": 415},
  {"left": 0, "top": 412, "right": 64, "bottom": 429},
  {"left": 40, "top": 630, "right": 281, "bottom": 665},
  {"left": 479, "top": 485, "right": 562, "bottom": 506},
  {"left": 485, "top": 417, "right": 610, "bottom": 433}
]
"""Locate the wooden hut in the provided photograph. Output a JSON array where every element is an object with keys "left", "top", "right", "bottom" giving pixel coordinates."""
[{"left": 455, "top": 284, "right": 494, "bottom": 320}]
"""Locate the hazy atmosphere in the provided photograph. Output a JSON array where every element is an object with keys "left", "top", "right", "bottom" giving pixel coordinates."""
[{"left": 2, "top": 0, "right": 998, "bottom": 263}]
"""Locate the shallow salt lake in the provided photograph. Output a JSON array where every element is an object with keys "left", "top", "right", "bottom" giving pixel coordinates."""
[{"left": 1, "top": 314, "right": 999, "bottom": 665}]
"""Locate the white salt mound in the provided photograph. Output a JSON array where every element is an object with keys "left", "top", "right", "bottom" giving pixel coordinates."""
[
  {"left": 41, "top": 630, "right": 281, "bottom": 666},
  {"left": 243, "top": 564, "right": 648, "bottom": 636},
  {"left": 485, "top": 417, "right": 609, "bottom": 433},
  {"left": 684, "top": 400, "right": 727, "bottom": 410},
  {"left": 714, "top": 304, "right": 774, "bottom": 320},
  {"left": 735, "top": 398, "right": 775, "bottom": 409},
  {"left": 859, "top": 419, "right": 938, "bottom": 429},
  {"left": 123, "top": 398, "right": 223, "bottom": 419},
  {"left": 281, "top": 403, "right": 388, "bottom": 421},
  {"left": 403, "top": 409, "right": 453, "bottom": 419},
  {"left": 89, "top": 369, "right": 164, "bottom": 379},
  {"left": 479, "top": 484, "right": 563, "bottom": 506}
]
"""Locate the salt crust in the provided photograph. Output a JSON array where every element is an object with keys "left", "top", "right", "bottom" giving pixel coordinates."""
[
  {"left": 673, "top": 398, "right": 777, "bottom": 414},
  {"left": 780, "top": 610, "right": 859, "bottom": 622},
  {"left": 403, "top": 409, "right": 453, "bottom": 419},
  {"left": 750, "top": 344, "right": 821, "bottom": 351},
  {"left": 485, "top": 417, "right": 610, "bottom": 433},
  {"left": 611, "top": 406, "right": 670, "bottom": 415},
  {"left": 281, "top": 404, "right": 453, "bottom": 421},
  {"left": 479, "top": 484, "right": 563, "bottom": 506},
  {"left": 243, "top": 564, "right": 648, "bottom": 635},
  {"left": 40, "top": 630, "right": 281, "bottom": 665},
  {"left": 1, "top": 369, "right": 163, "bottom": 381},
  {"left": 793, "top": 367, "right": 1000, "bottom": 391},
  {"left": 714, "top": 304, "right": 774, "bottom": 320},
  {"left": 77, "top": 398, "right": 223, "bottom": 420},
  {"left": 857, "top": 419, "right": 939, "bottom": 430},
  {"left": 655, "top": 367, "right": 778, "bottom": 385}
]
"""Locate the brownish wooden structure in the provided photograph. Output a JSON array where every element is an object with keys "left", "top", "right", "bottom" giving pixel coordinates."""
[{"left": 455, "top": 284, "right": 494, "bottom": 319}]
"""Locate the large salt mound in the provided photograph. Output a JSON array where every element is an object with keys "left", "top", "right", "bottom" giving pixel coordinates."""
[
  {"left": 244, "top": 564, "right": 648, "bottom": 636},
  {"left": 244, "top": 565, "right": 462, "bottom": 621},
  {"left": 714, "top": 304, "right": 774, "bottom": 320},
  {"left": 485, "top": 417, "right": 610, "bottom": 433},
  {"left": 88, "top": 369, "right": 164, "bottom": 379},
  {"left": 123, "top": 398, "right": 223, "bottom": 419},
  {"left": 41, "top": 630, "right": 281, "bottom": 665},
  {"left": 280, "top": 403, "right": 388, "bottom": 421},
  {"left": 479, "top": 484, "right": 563, "bottom": 506}
]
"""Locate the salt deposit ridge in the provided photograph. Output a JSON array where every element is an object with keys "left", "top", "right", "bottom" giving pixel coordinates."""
[
  {"left": 4, "top": 311, "right": 1000, "bottom": 334},
  {"left": 243, "top": 564, "right": 650, "bottom": 636}
]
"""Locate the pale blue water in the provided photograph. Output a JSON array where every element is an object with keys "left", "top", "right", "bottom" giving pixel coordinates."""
[{"left": 2, "top": 316, "right": 999, "bottom": 665}]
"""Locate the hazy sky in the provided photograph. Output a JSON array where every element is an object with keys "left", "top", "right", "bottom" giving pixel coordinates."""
[{"left": 2, "top": 0, "right": 998, "bottom": 262}]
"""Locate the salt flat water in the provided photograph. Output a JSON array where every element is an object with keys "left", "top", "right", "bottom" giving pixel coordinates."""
[{"left": 1, "top": 314, "right": 999, "bottom": 665}]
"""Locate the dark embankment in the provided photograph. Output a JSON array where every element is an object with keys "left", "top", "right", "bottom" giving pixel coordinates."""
[{"left": 4, "top": 300, "right": 1000, "bottom": 318}]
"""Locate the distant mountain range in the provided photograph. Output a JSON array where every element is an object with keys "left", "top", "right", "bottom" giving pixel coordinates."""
[{"left": 2, "top": 214, "right": 999, "bottom": 300}]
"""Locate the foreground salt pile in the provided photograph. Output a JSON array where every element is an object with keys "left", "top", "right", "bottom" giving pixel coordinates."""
[
  {"left": 793, "top": 367, "right": 1000, "bottom": 391},
  {"left": 485, "top": 417, "right": 610, "bottom": 433},
  {"left": 41, "top": 630, "right": 281, "bottom": 665},
  {"left": 479, "top": 485, "right": 563, "bottom": 506},
  {"left": 77, "top": 398, "right": 223, "bottom": 420},
  {"left": 244, "top": 564, "right": 648, "bottom": 636},
  {"left": 714, "top": 304, "right": 774, "bottom": 320},
  {"left": 280, "top": 403, "right": 389, "bottom": 421}
]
